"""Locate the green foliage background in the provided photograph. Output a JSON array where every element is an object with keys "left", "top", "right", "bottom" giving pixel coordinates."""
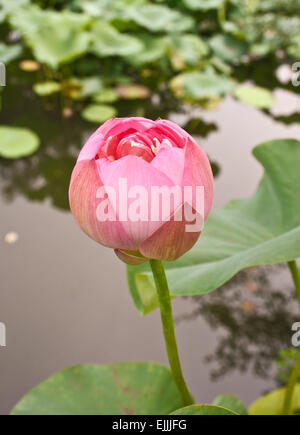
[{"left": 1, "top": 0, "right": 300, "bottom": 110}]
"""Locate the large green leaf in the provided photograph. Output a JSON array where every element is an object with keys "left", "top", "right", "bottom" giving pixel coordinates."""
[
  {"left": 213, "top": 394, "right": 248, "bottom": 415},
  {"left": 73, "top": 0, "right": 112, "bottom": 17},
  {"left": 73, "top": 0, "right": 142, "bottom": 18},
  {"left": 124, "top": 4, "right": 194, "bottom": 33},
  {"left": 169, "top": 35, "right": 209, "bottom": 69},
  {"left": 170, "top": 405, "right": 238, "bottom": 415},
  {"left": 11, "top": 362, "right": 183, "bottom": 415},
  {"left": 10, "top": 6, "right": 92, "bottom": 68},
  {"left": 90, "top": 21, "right": 143, "bottom": 57},
  {"left": 249, "top": 385, "right": 300, "bottom": 415},
  {"left": 127, "top": 35, "right": 168, "bottom": 66},
  {"left": 127, "top": 139, "right": 300, "bottom": 314},
  {"left": 209, "top": 34, "right": 248, "bottom": 64},
  {"left": 0, "top": 126, "right": 40, "bottom": 159},
  {"left": 0, "top": 0, "right": 29, "bottom": 21},
  {"left": 170, "top": 70, "right": 235, "bottom": 101},
  {"left": 183, "top": 0, "right": 225, "bottom": 10}
]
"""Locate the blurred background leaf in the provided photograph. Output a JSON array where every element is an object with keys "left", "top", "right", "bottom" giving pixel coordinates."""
[
  {"left": 0, "top": 126, "right": 40, "bottom": 159},
  {"left": 249, "top": 385, "right": 300, "bottom": 415}
]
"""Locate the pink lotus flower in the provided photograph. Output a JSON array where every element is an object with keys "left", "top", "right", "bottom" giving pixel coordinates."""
[{"left": 69, "top": 117, "right": 214, "bottom": 264}]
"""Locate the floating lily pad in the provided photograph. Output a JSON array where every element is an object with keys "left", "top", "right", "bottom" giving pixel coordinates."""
[
  {"left": 249, "top": 385, "right": 300, "bottom": 415},
  {"left": 127, "top": 139, "right": 300, "bottom": 314},
  {"left": 0, "top": 126, "right": 40, "bottom": 159},
  {"left": 33, "top": 81, "right": 62, "bottom": 96},
  {"left": 81, "top": 104, "right": 117, "bottom": 123},
  {"left": 116, "top": 84, "right": 150, "bottom": 100},
  {"left": 234, "top": 85, "right": 275, "bottom": 109},
  {"left": 170, "top": 70, "right": 235, "bottom": 101},
  {"left": 125, "top": 4, "right": 194, "bottom": 33},
  {"left": 63, "top": 76, "right": 103, "bottom": 100},
  {"left": 10, "top": 6, "right": 92, "bottom": 68},
  {"left": 90, "top": 21, "right": 143, "bottom": 58},
  {"left": 11, "top": 362, "right": 183, "bottom": 415},
  {"left": 75, "top": 77, "right": 103, "bottom": 99},
  {"left": 93, "top": 88, "right": 119, "bottom": 103},
  {"left": 170, "top": 405, "right": 238, "bottom": 415}
]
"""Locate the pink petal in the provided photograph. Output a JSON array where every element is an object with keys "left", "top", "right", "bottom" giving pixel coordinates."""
[
  {"left": 78, "top": 132, "right": 104, "bottom": 162},
  {"left": 69, "top": 159, "right": 136, "bottom": 250},
  {"left": 98, "top": 117, "right": 156, "bottom": 139},
  {"left": 97, "top": 155, "right": 182, "bottom": 246},
  {"left": 116, "top": 136, "right": 154, "bottom": 162},
  {"left": 154, "top": 119, "right": 189, "bottom": 147},
  {"left": 151, "top": 147, "right": 185, "bottom": 185},
  {"left": 183, "top": 138, "right": 214, "bottom": 220},
  {"left": 140, "top": 203, "right": 201, "bottom": 261}
]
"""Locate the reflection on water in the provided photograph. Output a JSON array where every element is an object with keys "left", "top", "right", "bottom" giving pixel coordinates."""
[
  {"left": 0, "top": 64, "right": 221, "bottom": 210},
  {"left": 1, "top": 57, "right": 299, "bottom": 211},
  {"left": 0, "top": 58, "right": 300, "bottom": 413},
  {"left": 176, "top": 264, "right": 299, "bottom": 385}
]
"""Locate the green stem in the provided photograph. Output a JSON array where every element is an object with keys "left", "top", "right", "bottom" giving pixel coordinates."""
[
  {"left": 288, "top": 261, "right": 300, "bottom": 313},
  {"left": 149, "top": 259, "right": 194, "bottom": 407},
  {"left": 282, "top": 351, "right": 300, "bottom": 415},
  {"left": 218, "top": 1, "right": 227, "bottom": 27}
]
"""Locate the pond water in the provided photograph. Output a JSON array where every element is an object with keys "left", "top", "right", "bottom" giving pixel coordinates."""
[{"left": 0, "top": 65, "right": 300, "bottom": 414}]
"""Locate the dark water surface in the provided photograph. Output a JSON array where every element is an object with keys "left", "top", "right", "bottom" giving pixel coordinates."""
[{"left": 1, "top": 69, "right": 300, "bottom": 414}]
